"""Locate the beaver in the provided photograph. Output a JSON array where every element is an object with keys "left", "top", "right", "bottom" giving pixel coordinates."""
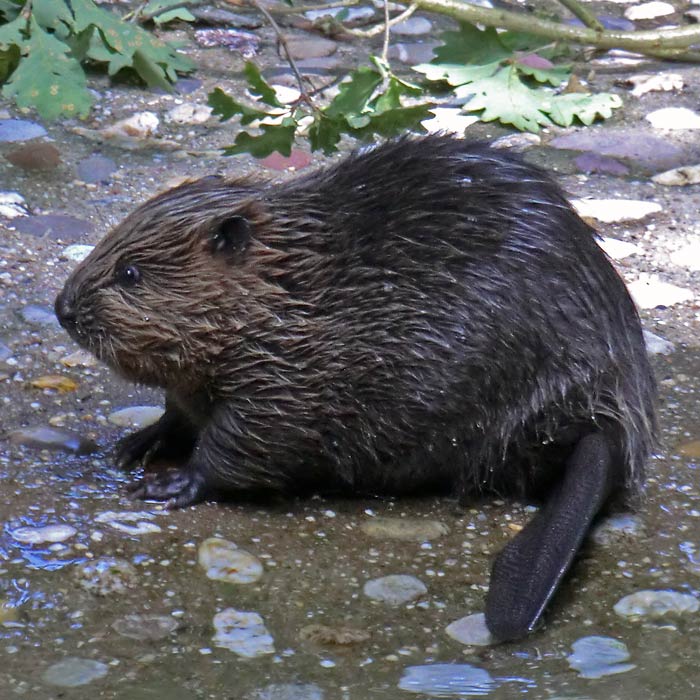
[{"left": 55, "top": 134, "right": 657, "bottom": 642}]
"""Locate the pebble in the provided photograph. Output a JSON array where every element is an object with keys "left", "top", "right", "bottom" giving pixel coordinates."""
[
  {"left": 285, "top": 38, "right": 337, "bottom": 60},
  {"left": 5, "top": 142, "right": 61, "bottom": 170},
  {"left": 104, "top": 112, "right": 160, "bottom": 139},
  {"left": 570, "top": 198, "right": 661, "bottom": 223},
  {"left": 95, "top": 511, "right": 162, "bottom": 536},
  {"left": 166, "top": 103, "right": 213, "bottom": 125},
  {"left": 669, "top": 240, "right": 700, "bottom": 270},
  {"left": 361, "top": 517, "right": 449, "bottom": 541},
  {"left": 9, "top": 426, "right": 98, "bottom": 455},
  {"left": 393, "top": 17, "right": 433, "bottom": 35},
  {"left": 624, "top": 1, "right": 675, "bottom": 19},
  {"left": 627, "top": 274, "right": 694, "bottom": 309},
  {"left": 643, "top": 330, "right": 675, "bottom": 356},
  {"left": 0, "top": 118, "right": 47, "bottom": 142},
  {"left": 176, "top": 78, "right": 203, "bottom": 94},
  {"left": 76, "top": 156, "right": 117, "bottom": 184},
  {"left": 41, "top": 657, "right": 108, "bottom": 687},
  {"left": 10, "top": 524, "right": 77, "bottom": 544},
  {"left": 389, "top": 42, "right": 441, "bottom": 65},
  {"left": 646, "top": 107, "right": 700, "bottom": 130},
  {"left": 19, "top": 304, "right": 60, "bottom": 326},
  {"left": 398, "top": 663, "right": 496, "bottom": 696},
  {"left": 60, "top": 244, "right": 95, "bottom": 262},
  {"left": 614, "top": 590, "right": 699, "bottom": 618},
  {"left": 567, "top": 636, "right": 635, "bottom": 679},
  {"left": 598, "top": 237, "right": 641, "bottom": 260},
  {"left": 550, "top": 130, "right": 684, "bottom": 171},
  {"left": 250, "top": 683, "right": 325, "bottom": 700},
  {"left": 445, "top": 613, "right": 493, "bottom": 646},
  {"left": 0, "top": 191, "right": 28, "bottom": 219},
  {"left": 574, "top": 153, "right": 629, "bottom": 176},
  {"left": 60, "top": 349, "right": 97, "bottom": 367},
  {"left": 213, "top": 609, "right": 275, "bottom": 657},
  {"left": 260, "top": 150, "right": 312, "bottom": 172},
  {"left": 112, "top": 614, "right": 178, "bottom": 640},
  {"left": 653, "top": 164, "right": 700, "bottom": 187},
  {"left": 0, "top": 341, "right": 12, "bottom": 361},
  {"left": 592, "top": 514, "right": 644, "bottom": 545},
  {"left": 75, "top": 557, "right": 138, "bottom": 596},
  {"left": 422, "top": 108, "right": 479, "bottom": 135},
  {"left": 14, "top": 214, "right": 93, "bottom": 242},
  {"left": 108, "top": 406, "right": 164, "bottom": 429},
  {"left": 198, "top": 537, "right": 264, "bottom": 584},
  {"left": 490, "top": 133, "right": 541, "bottom": 151},
  {"left": 363, "top": 574, "right": 427, "bottom": 605},
  {"left": 194, "top": 28, "right": 260, "bottom": 57}
]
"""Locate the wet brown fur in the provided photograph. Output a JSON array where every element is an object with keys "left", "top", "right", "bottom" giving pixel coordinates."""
[{"left": 56, "top": 135, "right": 657, "bottom": 504}]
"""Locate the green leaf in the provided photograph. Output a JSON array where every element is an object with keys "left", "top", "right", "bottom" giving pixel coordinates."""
[
  {"left": 152, "top": 8, "right": 196, "bottom": 24},
  {"left": 516, "top": 59, "right": 570, "bottom": 87},
  {"left": 326, "top": 66, "right": 382, "bottom": 118},
  {"left": 414, "top": 61, "right": 501, "bottom": 87},
  {"left": 0, "top": 1, "right": 21, "bottom": 22},
  {"left": 308, "top": 114, "right": 343, "bottom": 155},
  {"left": 461, "top": 65, "right": 553, "bottom": 132},
  {"left": 208, "top": 86, "right": 273, "bottom": 125},
  {"left": 432, "top": 23, "right": 511, "bottom": 65},
  {"left": 548, "top": 92, "right": 622, "bottom": 127},
  {"left": 243, "top": 61, "right": 283, "bottom": 108},
  {"left": 0, "top": 14, "right": 25, "bottom": 49},
  {"left": 222, "top": 121, "right": 296, "bottom": 158},
  {"left": 2, "top": 16, "right": 91, "bottom": 119},
  {"left": 32, "top": 0, "right": 74, "bottom": 33},
  {"left": 354, "top": 104, "right": 433, "bottom": 139},
  {"left": 132, "top": 49, "right": 172, "bottom": 90},
  {"left": 70, "top": 0, "right": 194, "bottom": 80}
]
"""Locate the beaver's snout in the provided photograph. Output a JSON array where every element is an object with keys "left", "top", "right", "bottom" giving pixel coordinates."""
[{"left": 54, "top": 288, "right": 78, "bottom": 329}]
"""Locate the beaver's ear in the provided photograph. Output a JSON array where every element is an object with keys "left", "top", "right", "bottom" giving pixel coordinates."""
[{"left": 211, "top": 215, "right": 252, "bottom": 257}]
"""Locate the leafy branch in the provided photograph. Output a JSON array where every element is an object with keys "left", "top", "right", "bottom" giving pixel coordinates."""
[{"left": 0, "top": 0, "right": 194, "bottom": 119}]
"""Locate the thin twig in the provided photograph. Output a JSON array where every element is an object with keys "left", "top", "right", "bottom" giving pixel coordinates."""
[
  {"left": 348, "top": 2, "right": 417, "bottom": 38},
  {"left": 556, "top": 0, "right": 604, "bottom": 32},
  {"left": 381, "top": 0, "right": 390, "bottom": 63},
  {"left": 246, "top": 0, "right": 315, "bottom": 105}
]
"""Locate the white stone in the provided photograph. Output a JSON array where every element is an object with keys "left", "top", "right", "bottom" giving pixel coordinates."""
[
  {"left": 614, "top": 590, "right": 699, "bottom": 618},
  {"left": 213, "top": 609, "right": 274, "bottom": 657},
  {"left": 625, "top": 1, "right": 675, "bottom": 20},
  {"left": 670, "top": 240, "right": 700, "bottom": 270},
  {"left": 11, "top": 524, "right": 76, "bottom": 544},
  {"left": 646, "top": 107, "right": 700, "bottom": 129},
  {"left": 422, "top": 108, "right": 479, "bottom": 135},
  {"left": 628, "top": 274, "right": 694, "bottom": 309},
  {"left": 445, "top": 613, "right": 493, "bottom": 646},
  {"left": 598, "top": 237, "right": 642, "bottom": 260},
  {"left": 570, "top": 198, "right": 661, "bottom": 223},
  {"left": 363, "top": 574, "right": 427, "bottom": 605},
  {"left": 198, "top": 537, "right": 263, "bottom": 584}
]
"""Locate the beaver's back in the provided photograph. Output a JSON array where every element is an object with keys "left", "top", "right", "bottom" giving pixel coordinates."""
[{"left": 252, "top": 137, "right": 656, "bottom": 499}]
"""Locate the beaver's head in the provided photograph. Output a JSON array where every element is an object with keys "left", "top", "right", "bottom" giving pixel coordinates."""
[{"left": 55, "top": 176, "right": 281, "bottom": 391}]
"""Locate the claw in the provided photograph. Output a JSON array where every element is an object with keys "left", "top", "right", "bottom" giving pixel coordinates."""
[{"left": 128, "top": 467, "right": 206, "bottom": 508}]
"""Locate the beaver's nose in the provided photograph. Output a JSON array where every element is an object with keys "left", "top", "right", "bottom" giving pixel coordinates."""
[{"left": 54, "top": 289, "right": 77, "bottom": 327}]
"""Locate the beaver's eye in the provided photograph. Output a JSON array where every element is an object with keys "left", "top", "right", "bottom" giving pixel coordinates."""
[
  {"left": 211, "top": 215, "right": 252, "bottom": 256},
  {"left": 115, "top": 263, "right": 141, "bottom": 287}
]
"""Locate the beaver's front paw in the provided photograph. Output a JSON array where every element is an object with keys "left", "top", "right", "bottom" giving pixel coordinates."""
[
  {"left": 115, "top": 423, "right": 164, "bottom": 470},
  {"left": 128, "top": 467, "right": 207, "bottom": 508}
]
